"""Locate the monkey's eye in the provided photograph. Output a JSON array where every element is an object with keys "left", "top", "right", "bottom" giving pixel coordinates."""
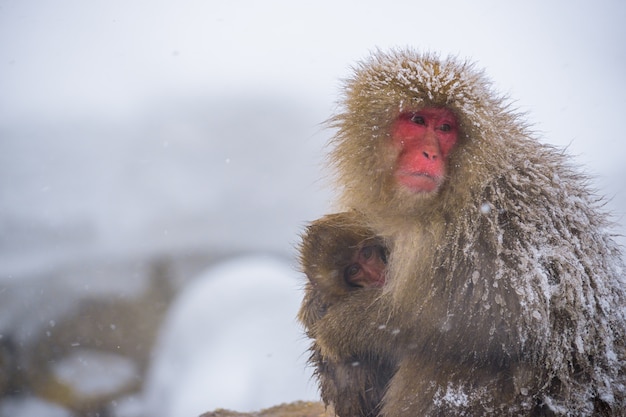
[
  {"left": 379, "top": 248, "right": 388, "bottom": 264},
  {"left": 345, "top": 264, "right": 361, "bottom": 278},
  {"left": 439, "top": 123, "right": 453, "bottom": 132},
  {"left": 410, "top": 114, "right": 426, "bottom": 125},
  {"left": 361, "top": 246, "right": 374, "bottom": 260}
]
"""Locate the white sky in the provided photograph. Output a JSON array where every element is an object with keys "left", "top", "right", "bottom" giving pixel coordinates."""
[
  {"left": 1, "top": 0, "right": 625, "bottom": 257},
  {"left": 1, "top": 0, "right": 624, "bottom": 127}
]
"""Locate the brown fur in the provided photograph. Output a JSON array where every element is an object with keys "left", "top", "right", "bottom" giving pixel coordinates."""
[{"left": 301, "top": 49, "right": 626, "bottom": 416}]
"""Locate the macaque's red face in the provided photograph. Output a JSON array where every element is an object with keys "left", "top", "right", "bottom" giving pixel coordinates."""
[
  {"left": 391, "top": 107, "right": 459, "bottom": 193},
  {"left": 344, "top": 244, "right": 387, "bottom": 288}
]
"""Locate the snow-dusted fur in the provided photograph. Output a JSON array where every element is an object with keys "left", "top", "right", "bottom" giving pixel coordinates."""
[{"left": 314, "top": 49, "right": 626, "bottom": 415}]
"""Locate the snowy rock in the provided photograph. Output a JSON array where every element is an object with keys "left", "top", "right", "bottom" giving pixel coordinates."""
[
  {"left": 51, "top": 349, "right": 139, "bottom": 401},
  {"left": 0, "top": 397, "right": 73, "bottom": 417}
]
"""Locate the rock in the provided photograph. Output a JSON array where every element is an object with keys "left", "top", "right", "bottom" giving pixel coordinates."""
[{"left": 200, "top": 401, "right": 330, "bottom": 417}]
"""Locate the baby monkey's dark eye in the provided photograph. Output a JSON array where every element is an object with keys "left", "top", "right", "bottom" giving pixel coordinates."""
[
  {"left": 361, "top": 246, "right": 374, "bottom": 260},
  {"left": 345, "top": 264, "right": 361, "bottom": 277}
]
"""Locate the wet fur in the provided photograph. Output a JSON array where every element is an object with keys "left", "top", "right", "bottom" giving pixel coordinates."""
[{"left": 301, "top": 49, "right": 626, "bottom": 416}]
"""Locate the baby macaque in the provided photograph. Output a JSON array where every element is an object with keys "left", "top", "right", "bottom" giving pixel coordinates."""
[{"left": 298, "top": 212, "right": 393, "bottom": 417}]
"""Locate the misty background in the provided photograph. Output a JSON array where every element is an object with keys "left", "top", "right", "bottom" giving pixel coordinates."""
[{"left": 0, "top": 1, "right": 625, "bottom": 416}]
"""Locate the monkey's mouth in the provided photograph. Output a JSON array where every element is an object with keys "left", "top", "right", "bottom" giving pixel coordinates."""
[{"left": 395, "top": 172, "right": 441, "bottom": 193}]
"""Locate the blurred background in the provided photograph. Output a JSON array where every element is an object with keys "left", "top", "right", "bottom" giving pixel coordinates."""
[{"left": 1, "top": 1, "right": 625, "bottom": 416}]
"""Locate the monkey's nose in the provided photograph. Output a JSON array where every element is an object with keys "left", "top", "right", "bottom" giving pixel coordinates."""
[{"left": 422, "top": 151, "right": 438, "bottom": 160}]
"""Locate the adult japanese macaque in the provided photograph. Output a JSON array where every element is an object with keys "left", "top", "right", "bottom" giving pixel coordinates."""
[
  {"left": 299, "top": 213, "right": 393, "bottom": 417},
  {"left": 299, "top": 50, "right": 626, "bottom": 416}
]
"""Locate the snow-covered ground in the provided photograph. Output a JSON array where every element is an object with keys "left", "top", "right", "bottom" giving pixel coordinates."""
[{"left": 0, "top": 1, "right": 624, "bottom": 416}]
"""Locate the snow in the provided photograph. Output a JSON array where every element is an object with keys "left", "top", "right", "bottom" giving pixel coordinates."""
[
  {"left": 51, "top": 349, "right": 139, "bottom": 399},
  {"left": 0, "top": 1, "right": 624, "bottom": 416},
  {"left": 143, "top": 255, "right": 318, "bottom": 417},
  {"left": 440, "top": 384, "right": 469, "bottom": 408}
]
